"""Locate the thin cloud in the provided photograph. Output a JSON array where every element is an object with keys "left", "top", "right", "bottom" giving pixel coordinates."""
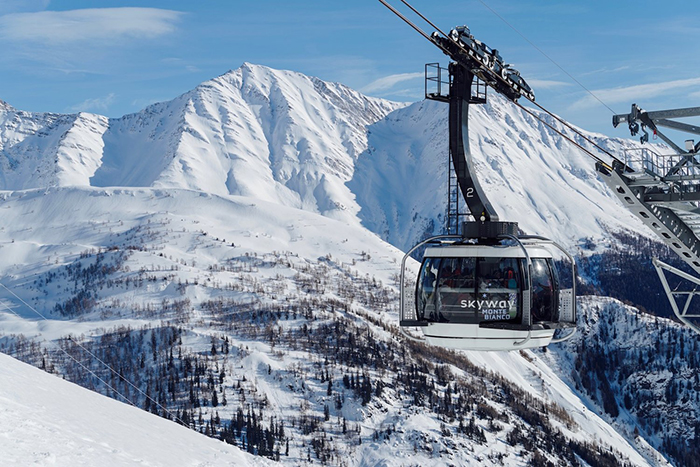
[
  {"left": 655, "top": 18, "right": 700, "bottom": 37},
  {"left": 382, "top": 88, "right": 423, "bottom": 101},
  {"left": 361, "top": 72, "right": 423, "bottom": 94},
  {"left": 570, "top": 77, "right": 700, "bottom": 110},
  {"left": 579, "top": 65, "right": 630, "bottom": 77},
  {"left": 0, "top": 8, "right": 182, "bottom": 44},
  {"left": 160, "top": 57, "right": 200, "bottom": 74},
  {"left": 67, "top": 93, "right": 115, "bottom": 113},
  {"left": 527, "top": 79, "right": 571, "bottom": 90},
  {"left": 0, "top": 0, "right": 50, "bottom": 15}
]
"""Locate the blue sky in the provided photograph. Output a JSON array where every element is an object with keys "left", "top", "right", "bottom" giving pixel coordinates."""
[{"left": 1, "top": 0, "right": 699, "bottom": 137}]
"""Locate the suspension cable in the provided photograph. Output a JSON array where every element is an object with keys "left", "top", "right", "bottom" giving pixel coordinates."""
[
  {"left": 513, "top": 100, "right": 613, "bottom": 170},
  {"left": 399, "top": 0, "right": 450, "bottom": 40},
  {"left": 377, "top": 0, "right": 452, "bottom": 56},
  {"left": 523, "top": 98, "right": 622, "bottom": 165},
  {"left": 474, "top": 0, "right": 618, "bottom": 115},
  {"left": 0, "top": 281, "right": 185, "bottom": 425},
  {"left": 0, "top": 298, "right": 142, "bottom": 410}
]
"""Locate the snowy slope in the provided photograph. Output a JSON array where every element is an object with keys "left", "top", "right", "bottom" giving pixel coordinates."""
[
  {"left": 542, "top": 296, "right": 700, "bottom": 465},
  {"left": 0, "top": 351, "right": 272, "bottom": 466},
  {"left": 466, "top": 344, "right": 670, "bottom": 467}
]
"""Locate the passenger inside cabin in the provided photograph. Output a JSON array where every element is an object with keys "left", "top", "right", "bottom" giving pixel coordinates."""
[{"left": 505, "top": 268, "right": 517, "bottom": 289}]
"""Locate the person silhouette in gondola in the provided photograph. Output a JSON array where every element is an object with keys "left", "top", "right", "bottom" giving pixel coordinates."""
[{"left": 506, "top": 268, "right": 517, "bottom": 289}]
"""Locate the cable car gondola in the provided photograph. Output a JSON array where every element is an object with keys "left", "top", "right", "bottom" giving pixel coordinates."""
[
  {"left": 400, "top": 230, "right": 576, "bottom": 351},
  {"left": 380, "top": 0, "right": 578, "bottom": 350}
]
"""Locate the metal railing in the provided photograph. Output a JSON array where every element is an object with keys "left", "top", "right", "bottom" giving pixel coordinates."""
[
  {"left": 425, "top": 63, "right": 449, "bottom": 101},
  {"left": 623, "top": 147, "right": 700, "bottom": 181}
]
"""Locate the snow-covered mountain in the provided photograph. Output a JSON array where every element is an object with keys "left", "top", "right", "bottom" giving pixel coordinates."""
[
  {"left": 543, "top": 296, "right": 700, "bottom": 465},
  {"left": 0, "top": 63, "right": 653, "bottom": 251},
  {"left": 0, "top": 63, "right": 693, "bottom": 466},
  {"left": 0, "top": 63, "right": 402, "bottom": 224},
  {"left": 0, "top": 186, "right": 661, "bottom": 466}
]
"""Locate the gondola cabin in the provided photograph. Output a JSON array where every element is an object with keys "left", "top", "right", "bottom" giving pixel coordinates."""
[{"left": 400, "top": 239, "right": 576, "bottom": 351}]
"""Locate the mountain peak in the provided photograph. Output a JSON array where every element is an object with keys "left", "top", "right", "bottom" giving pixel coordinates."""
[
  {"left": 0, "top": 99, "right": 14, "bottom": 112},
  {"left": 215, "top": 62, "right": 283, "bottom": 79}
]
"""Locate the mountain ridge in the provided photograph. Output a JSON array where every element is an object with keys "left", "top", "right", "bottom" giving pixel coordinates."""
[
  {"left": 0, "top": 63, "right": 405, "bottom": 227},
  {"left": 0, "top": 62, "right": 658, "bottom": 253}
]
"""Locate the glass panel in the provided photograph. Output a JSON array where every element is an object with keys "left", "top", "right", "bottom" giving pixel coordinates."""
[
  {"left": 416, "top": 257, "right": 440, "bottom": 321},
  {"left": 549, "top": 258, "right": 567, "bottom": 323},
  {"left": 417, "top": 256, "right": 523, "bottom": 325},
  {"left": 437, "top": 257, "right": 477, "bottom": 323},
  {"left": 476, "top": 257, "right": 520, "bottom": 322},
  {"left": 531, "top": 258, "right": 554, "bottom": 322}
]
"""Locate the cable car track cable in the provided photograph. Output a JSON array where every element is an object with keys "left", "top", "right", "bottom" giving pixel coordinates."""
[
  {"left": 473, "top": 0, "right": 618, "bottom": 115},
  {"left": 377, "top": 0, "right": 452, "bottom": 56},
  {"left": 514, "top": 99, "right": 614, "bottom": 170},
  {"left": 524, "top": 98, "right": 619, "bottom": 164},
  {"left": 0, "top": 280, "right": 186, "bottom": 426},
  {"left": 379, "top": 0, "right": 624, "bottom": 169},
  {"left": 0, "top": 297, "right": 142, "bottom": 412},
  {"left": 398, "top": 0, "right": 450, "bottom": 40}
]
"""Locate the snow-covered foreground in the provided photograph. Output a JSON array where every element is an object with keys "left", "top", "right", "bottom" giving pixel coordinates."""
[{"left": 0, "top": 351, "right": 273, "bottom": 466}]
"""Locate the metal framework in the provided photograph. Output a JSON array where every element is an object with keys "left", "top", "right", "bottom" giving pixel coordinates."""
[
  {"left": 653, "top": 258, "right": 700, "bottom": 335},
  {"left": 599, "top": 105, "right": 700, "bottom": 276},
  {"left": 422, "top": 29, "right": 534, "bottom": 232},
  {"left": 424, "top": 62, "right": 467, "bottom": 234},
  {"left": 601, "top": 104, "right": 700, "bottom": 333}
]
